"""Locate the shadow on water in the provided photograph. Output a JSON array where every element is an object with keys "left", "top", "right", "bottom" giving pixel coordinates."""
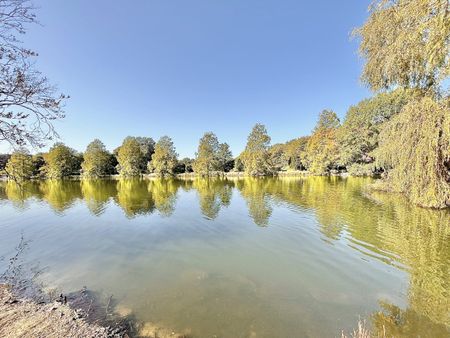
[{"left": 0, "top": 177, "right": 448, "bottom": 337}]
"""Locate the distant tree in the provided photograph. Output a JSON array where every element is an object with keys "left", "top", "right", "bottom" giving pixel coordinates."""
[
  {"left": 31, "top": 153, "right": 45, "bottom": 177},
  {"left": 306, "top": 110, "right": 340, "bottom": 174},
  {"left": 82, "top": 139, "right": 113, "bottom": 178},
  {"left": 233, "top": 156, "right": 244, "bottom": 172},
  {"left": 135, "top": 136, "right": 155, "bottom": 170},
  {"left": 116, "top": 137, "right": 144, "bottom": 177},
  {"left": 0, "top": 0, "right": 67, "bottom": 148},
  {"left": 268, "top": 143, "right": 288, "bottom": 172},
  {"left": 177, "top": 157, "right": 194, "bottom": 173},
  {"left": 241, "top": 123, "right": 271, "bottom": 176},
  {"left": 4, "top": 149, "right": 33, "bottom": 181},
  {"left": 117, "top": 136, "right": 154, "bottom": 173},
  {"left": 42, "top": 143, "right": 78, "bottom": 178},
  {"left": 216, "top": 142, "right": 233, "bottom": 172},
  {"left": 284, "top": 137, "right": 309, "bottom": 170},
  {"left": 193, "top": 132, "right": 220, "bottom": 175},
  {"left": 149, "top": 136, "right": 178, "bottom": 176}
]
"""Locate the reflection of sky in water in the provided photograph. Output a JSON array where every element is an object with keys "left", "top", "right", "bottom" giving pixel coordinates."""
[{"left": 0, "top": 177, "right": 449, "bottom": 337}]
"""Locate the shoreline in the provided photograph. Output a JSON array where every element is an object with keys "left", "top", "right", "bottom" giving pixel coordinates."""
[
  {"left": 1, "top": 170, "right": 370, "bottom": 181},
  {"left": 0, "top": 283, "right": 192, "bottom": 338},
  {"left": 0, "top": 284, "right": 113, "bottom": 338}
]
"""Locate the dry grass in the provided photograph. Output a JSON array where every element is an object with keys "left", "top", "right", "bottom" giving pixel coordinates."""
[{"left": 341, "top": 320, "right": 372, "bottom": 338}]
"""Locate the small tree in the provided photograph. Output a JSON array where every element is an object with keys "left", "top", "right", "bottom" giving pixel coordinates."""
[
  {"left": 305, "top": 110, "right": 340, "bottom": 174},
  {"left": 116, "top": 137, "right": 144, "bottom": 177},
  {"left": 149, "top": 136, "right": 178, "bottom": 177},
  {"left": 216, "top": 142, "right": 233, "bottom": 172},
  {"left": 193, "top": 132, "right": 220, "bottom": 175},
  {"left": 241, "top": 123, "right": 271, "bottom": 176},
  {"left": 284, "top": 137, "right": 309, "bottom": 170},
  {"left": 135, "top": 136, "right": 155, "bottom": 171},
  {"left": 82, "top": 139, "right": 113, "bottom": 178},
  {"left": 4, "top": 149, "right": 34, "bottom": 181},
  {"left": 43, "top": 143, "right": 78, "bottom": 178},
  {"left": 268, "top": 143, "right": 288, "bottom": 172}
]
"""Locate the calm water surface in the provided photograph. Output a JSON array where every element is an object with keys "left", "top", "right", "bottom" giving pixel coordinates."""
[{"left": 0, "top": 177, "right": 449, "bottom": 337}]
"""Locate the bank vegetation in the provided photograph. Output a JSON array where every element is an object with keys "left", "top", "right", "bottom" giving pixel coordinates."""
[{"left": 0, "top": 0, "right": 449, "bottom": 209}]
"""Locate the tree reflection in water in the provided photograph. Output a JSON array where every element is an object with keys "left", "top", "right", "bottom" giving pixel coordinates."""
[{"left": 0, "top": 177, "right": 448, "bottom": 335}]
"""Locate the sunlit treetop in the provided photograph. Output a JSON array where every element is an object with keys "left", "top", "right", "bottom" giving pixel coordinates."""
[{"left": 355, "top": 0, "right": 450, "bottom": 93}]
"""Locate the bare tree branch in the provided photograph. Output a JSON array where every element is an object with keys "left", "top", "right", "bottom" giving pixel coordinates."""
[{"left": 0, "top": 0, "right": 67, "bottom": 149}]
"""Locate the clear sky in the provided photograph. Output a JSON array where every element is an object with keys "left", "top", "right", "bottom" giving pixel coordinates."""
[{"left": 6, "top": 0, "right": 373, "bottom": 158}]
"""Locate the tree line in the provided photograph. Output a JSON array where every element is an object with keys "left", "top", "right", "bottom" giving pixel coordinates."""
[{"left": 0, "top": 0, "right": 448, "bottom": 209}]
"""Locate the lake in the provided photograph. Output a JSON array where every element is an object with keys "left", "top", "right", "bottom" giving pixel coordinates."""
[{"left": 0, "top": 177, "right": 449, "bottom": 337}]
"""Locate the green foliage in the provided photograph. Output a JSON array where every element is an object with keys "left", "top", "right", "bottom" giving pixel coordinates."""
[
  {"left": 355, "top": 0, "right": 450, "bottom": 92},
  {"left": 346, "top": 163, "right": 374, "bottom": 177},
  {"left": 177, "top": 158, "right": 194, "bottom": 173},
  {"left": 241, "top": 123, "right": 272, "bottom": 176},
  {"left": 193, "top": 132, "right": 220, "bottom": 175},
  {"left": 82, "top": 139, "right": 113, "bottom": 178},
  {"left": 232, "top": 156, "right": 244, "bottom": 172},
  {"left": 4, "top": 149, "right": 34, "bottom": 181},
  {"left": 135, "top": 136, "right": 155, "bottom": 169},
  {"left": 373, "top": 97, "right": 449, "bottom": 208},
  {"left": 284, "top": 137, "right": 309, "bottom": 170},
  {"left": 355, "top": 0, "right": 450, "bottom": 208},
  {"left": 339, "top": 89, "right": 414, "bottom": 166},
  {"left": 117, "top": 137, "right": 144, "bottom": 177},
  {"left": 43, "top": 143, "right": 79, "bottom": 178},
  {"left": 216, "top": 142, "right": 233, "bottom": 172},
  {"left": 306, "top": 110, "right": 340, "bottom": 174},
  {"left": 31, "top": 153, "right": 46, "bottom": 178},
  {"left": 268, "top": 143, "right": 288, "bottom": 172},
  {"left": 149, "top": 136, "right": 178, "bottom": 176}
]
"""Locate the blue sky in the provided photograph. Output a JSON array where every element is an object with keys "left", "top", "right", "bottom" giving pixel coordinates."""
[{"left": 7, "top": 0, "right": 372, "bottom": 158}]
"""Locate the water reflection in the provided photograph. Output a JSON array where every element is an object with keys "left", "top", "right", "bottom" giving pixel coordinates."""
[
  {"left": 0, "top": 177, "right": 448, "bottom": 335},
  {"left": 192, "top": 178, "right": 233, "bottom": 220}
]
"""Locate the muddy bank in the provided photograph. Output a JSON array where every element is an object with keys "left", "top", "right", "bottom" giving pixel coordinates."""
[
  {"left": 0, "top": 284, "right": 192, "bottom": 338},
  {"left": 0, "top": 284, "right": 112, "bottom": 338}
]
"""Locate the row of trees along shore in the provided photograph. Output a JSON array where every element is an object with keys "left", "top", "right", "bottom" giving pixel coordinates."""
[{"left": 0, "top": 0, "right": 449, "bottom": 209}]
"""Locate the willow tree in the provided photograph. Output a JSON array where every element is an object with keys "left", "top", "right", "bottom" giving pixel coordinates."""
[
  {"left": 149, "top": 136, "right": 178, "bottom": 176},
  {"left": 374, "top": 97, "right": 449, "bottom": 208},
  {"left": 193, "top": 132, "right": 220, "bottom": 176},
  {"left": 241, "top": 123, "right": 272, "bottom": 176},
  {"left": 355, "top": 0, "right": 450, "bottom": 208},
  {"left": 4, "top": 149, "right": 34, "bottom": 181},
  {"left": 306, "top": 110, "right": 340, "bottom": 174},
  {"left": 81, "top": 139, "right": 113, "bottom": 178},
  {"left": 355, "top": 0, "right": 449, "bottom": 92}
]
